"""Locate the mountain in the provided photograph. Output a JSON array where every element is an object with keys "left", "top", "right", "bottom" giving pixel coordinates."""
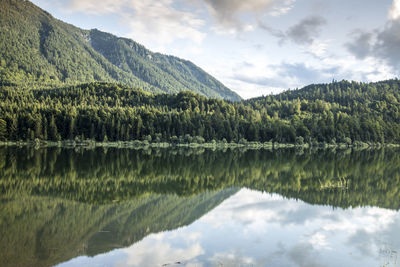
[{"left": 0, "top": 0, "right": 241, "bottom": 101}]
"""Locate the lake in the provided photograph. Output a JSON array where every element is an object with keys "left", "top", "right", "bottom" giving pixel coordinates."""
[{"left": 0, "top": 147, "right": 400, "bottom": 267}]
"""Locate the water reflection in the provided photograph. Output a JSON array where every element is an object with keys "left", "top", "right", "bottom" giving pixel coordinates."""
[
  {"left": 57, "top": 189, "right": 400, "bottom": 267},
  {"left": 0, "top": 147, "right": 400, "bottom": 266}
]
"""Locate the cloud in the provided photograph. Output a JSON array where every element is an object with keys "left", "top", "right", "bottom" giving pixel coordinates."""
[
  {"left": 345, "top": 31, "right": 373, "bottom": 60},
  {"left": 258, "top": 21, "right": 286, "bottom": 39},
  {"left": 269, "top": 0, "right": 296, "bottom": 16},
  {"left": 285, "top": 16, "right": 327, "bottom": 45},
  {"left": 346, "top": 0, "right": 400, "bottom": 73},
  {"left": 288, "top": 243, "right": 323, "bottom": 267},
  {"left": 373, "top": 20, "right": 400, "bottom": 71},
  {"left": 389, "top": 0, "right": 400, "bottom": 20},
  {"left": 306, "top": 40, "right": 331, "bottom": 59},
  {"left": 203, "top": 0, "right": 273, "bottom": 29},
  {"left": 121, "top": 232, "right": 204, "bottom": 266},
  {"left": 64, "top": 0, "right": 206, "bottom": 45},
  {"left": 229, "top": 61, "right": 339, "bottom": 98},
  {"left": 203, "top": 0, "right": 296, "bottom": 31},
  {"left": 208, "top": 251, "right": 255, "bottom": 266},
  {"left": 65, "top": 0, "right": 297, "bottom": 39},
  {"left": 62, "top": 0, "right": 297, "bottom": 44},
  {"left": 259, "top": 16, "right": 327, "bottom": 46},
  {"left": 66, "top": 0, "right": 124, "bottom": 14},
  {"left": 233, "top": 73, "right": 284, "bottom": 88},
  {"left": 278, "top": 62, "right": 338, "bottom": 84}
]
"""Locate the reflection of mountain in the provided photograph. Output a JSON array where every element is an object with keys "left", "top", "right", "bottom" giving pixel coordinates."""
[
  {"left": 1, "top": 147, "right": 400, "bottom": 266},
  {"left": 0, "top": 189, "right": 236, "bottom": 267},
  {"left": 1, "top": 147, "right": 400, "bottom": 209}
]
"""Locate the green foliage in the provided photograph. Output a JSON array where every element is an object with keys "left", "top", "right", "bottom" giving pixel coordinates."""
[
  {"left": 295, "top": 136, "right": 304, "bottom": 146},
  {"left": 1, "top": 79, "right": 400, "bottom": 144},
  {"left": 0, "top": 119, "right": 6, "bottom": 140},
  {"left": 245, "top": 79, "right": 400, "bottom": 144}
]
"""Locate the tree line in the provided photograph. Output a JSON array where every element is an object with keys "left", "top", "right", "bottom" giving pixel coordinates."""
[{"left": 0, "top": 79, "right": 399, "bottom": 144}]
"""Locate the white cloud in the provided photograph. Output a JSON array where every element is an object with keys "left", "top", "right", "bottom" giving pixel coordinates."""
[
  {"left": 65, "top": 0, "right": 206, "bottom": 46},
  {"left": 119, "top": 232, "right": 204, "bottom": 266},
  {"left": 307, "top": 232, "right": 331, "bottom": 249},
  {"left": 307, "top": 39, "right": 331, "bottom": 58},
  {"left": 63, "top": 0, "right": 297, "bottom": 45},
  {"left": 389, "top": 0, "right": 400, "bottom": 20},
  {"left": 269, "top": 0, "right": 296, "bottom": 16},
  {"left": 208, "top": 251, "right": 255, "bottom": 266},
  {"left": 229, "top": 59, "right": 339, "bottom": 98},
  {"left": 67, "top": 0, "right": 122, "bottom": 14}
]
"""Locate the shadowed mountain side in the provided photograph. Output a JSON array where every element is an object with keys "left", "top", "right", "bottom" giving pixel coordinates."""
[{"left": 0, "top": 188, "right": 237, "bottom": 267}]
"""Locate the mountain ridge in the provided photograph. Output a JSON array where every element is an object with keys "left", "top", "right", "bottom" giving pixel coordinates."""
[{"left": 0, "top": 0, "right": 241, "bottom": 101}]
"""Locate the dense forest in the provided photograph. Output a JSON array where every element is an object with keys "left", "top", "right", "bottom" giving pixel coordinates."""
[
  {"left": 0, "top": 79, "right": 399, "bottom": 144},
  {"left": 0, "top": 0, "right": 240, "bottom": 100}
]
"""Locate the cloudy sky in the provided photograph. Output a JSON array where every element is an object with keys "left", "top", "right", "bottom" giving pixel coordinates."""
[{"left": 31, "top": 0, "right": 400, "bottom": 98}]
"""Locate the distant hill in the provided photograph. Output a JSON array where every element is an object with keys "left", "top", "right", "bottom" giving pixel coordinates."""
[{"left": 0, "top": 0, "right": 241, "bottom": 101}]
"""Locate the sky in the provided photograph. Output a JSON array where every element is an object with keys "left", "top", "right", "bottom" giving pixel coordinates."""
[{"left": 31, "top": 0, "right": 400, "bottom": 99}]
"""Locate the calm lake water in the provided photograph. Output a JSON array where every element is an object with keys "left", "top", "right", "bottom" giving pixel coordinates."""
[{"left": 1, "top": 147, "right": 400, "bottom": 267}]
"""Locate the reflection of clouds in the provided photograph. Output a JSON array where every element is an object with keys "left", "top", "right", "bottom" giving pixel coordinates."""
[
  {"left": 288, "top": 243, "right": 324, "bottom": 267},
  {"left": 322, "top": 207, "right": 396, "bottom": 233},
  {"left": 60, "top": 189, "right": 400, "bottom": 266},
  {"left": 347, "top": 229, "right": 375, "bottom": 257},
  {"left": 118, "top": 232, "right": 204, "bottom": 267},
  {"left": 208, "top": 251, "right": 255, "bottom": 266},
  {"left": 201, "top": 188, "right": 400, "bottom": 266},
  {"left": 202, "top": 189, "right": 325, "bottom": 230},
  {"left": 307, "top": 233, "right": 330, "bottom": 250}
]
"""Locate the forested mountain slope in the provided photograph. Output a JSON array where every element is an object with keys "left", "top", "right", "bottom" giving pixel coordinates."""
[
  {"left": 0, "top": 0, "right": 240, "bottom": 101},
  {"left": 0, "top": 79, "right": 399, "bottom": 144}
]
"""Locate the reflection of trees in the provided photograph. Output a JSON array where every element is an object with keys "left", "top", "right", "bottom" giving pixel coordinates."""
[
  {"left": 0, "top": 189, "right": 236, "bottom": 267},
  {"left": 0, "top": 147, "right": 399, "bottom": 209}
]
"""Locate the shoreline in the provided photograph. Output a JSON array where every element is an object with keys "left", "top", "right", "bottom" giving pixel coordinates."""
[{"left": 1, "top": 140, "right": 399, "bottom": 150}]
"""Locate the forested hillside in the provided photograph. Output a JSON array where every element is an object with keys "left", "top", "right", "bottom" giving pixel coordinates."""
[
  {"left": 245, "top": 79, "right": 400, "bottom": 144},
  {"left": 0, "top": 79, "right": 399, "bottom": 144},
  {"left": 0, "top": 0, "right": 240, "bottom": 100}
]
